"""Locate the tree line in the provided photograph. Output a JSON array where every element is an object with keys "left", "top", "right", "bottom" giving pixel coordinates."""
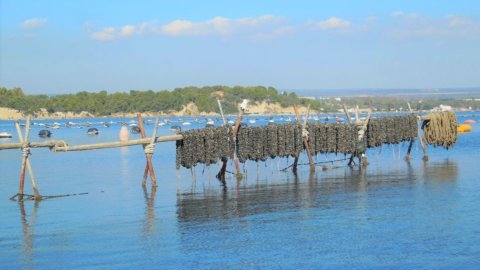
[
  {"left": 0, "top": 86, "right": 322, "bottom": 115},
  {"left": 1, "top": 86, "right": 478, "bottom": 116}
]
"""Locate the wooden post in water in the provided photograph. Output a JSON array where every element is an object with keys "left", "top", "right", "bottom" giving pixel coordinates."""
[
  {"left": 231, "top": 109, "right": 244, "bottom": 180},
  {"left": 405, "top": 102, "right": 415, "bottom": 161},
  {"left": 293, "top": 105, "right": 315, "bottom": 173},
  {"left": 405, "top": 102, "right": 428, "bottom": 161},
  {"left": 137, "top": 114, "right": 157, "bottom": 187},
  {"left": 343, "top": 105, "right": 356, "bottom": 166},
  {"left": 15, "top": 117, "right": 40, "bottom": 200}
]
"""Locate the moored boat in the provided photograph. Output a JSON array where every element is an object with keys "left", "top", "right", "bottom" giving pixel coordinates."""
[{"left": 0, "top": 132, "right": 13, "bottom": 138}]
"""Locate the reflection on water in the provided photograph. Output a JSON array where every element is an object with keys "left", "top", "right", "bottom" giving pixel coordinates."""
[
  {"left": 142, "top": 185, "right": 157, "bottom": 237},
  {"left": 176, "top": 160, "right": 458, "bottom": 224},
  {"left": 423, "top": 160, "right": 458, "bottom": 181},
  {"left": 18, "top": 199, "right": 39, "bottom": 270}
]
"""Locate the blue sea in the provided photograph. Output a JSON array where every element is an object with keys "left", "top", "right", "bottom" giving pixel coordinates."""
[{"left": 1, "top": 113, "right": 479, "bottom": 269}]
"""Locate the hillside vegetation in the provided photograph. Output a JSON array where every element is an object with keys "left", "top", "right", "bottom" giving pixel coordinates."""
[
  {"left": 1, "top": 86, "right": 479, "bottom": 117},
  {"left": 0, "top": 86, "right": 321, "bottom": 115}
]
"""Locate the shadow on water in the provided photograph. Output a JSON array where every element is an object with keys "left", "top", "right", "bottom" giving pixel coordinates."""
[{"left": 176, "top": 160, "right": 458, "bottom": 223}]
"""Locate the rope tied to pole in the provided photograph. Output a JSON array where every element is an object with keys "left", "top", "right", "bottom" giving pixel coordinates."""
[
  {"left": 21, "top": 143, "right": 31, "bottom": 158},
  {"left": 144, "top": 143, "right": 155, "bottom": 156},
  {"left": 302, "top": 127, "right": 309, "bottom": 139},
  {"left": 53, "top": 140, "right": 68, "bottom": 152}
]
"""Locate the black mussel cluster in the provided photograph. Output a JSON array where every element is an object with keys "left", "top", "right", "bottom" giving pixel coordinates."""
[
  {"left": 236, "top": 124, "right": 304, "bottom": 162},
  {"left": 176, "top": 126, "right": 234, "bottom": 169},
  {"left": 175, "top": 114, "right": 419, "bottom": 169},
  {"left": 308, "top": 123, "right": 358, "bottom": 155},
  {"left": 366, "top": 114, "right": 418, "bottom": 147}
]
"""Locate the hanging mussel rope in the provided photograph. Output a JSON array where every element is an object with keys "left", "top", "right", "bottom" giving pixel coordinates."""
[
  {"left": 366, "top": 114, "right": 418, "bottom": 148},
  {"left": 176, "top": 126, "right": 233, "bottom": 169},
  {"left": 175, "top": 114, "right": 420, "bottom": 169},
  {"left": 421, "top": 111, "right": 458, "bottom": 149}
]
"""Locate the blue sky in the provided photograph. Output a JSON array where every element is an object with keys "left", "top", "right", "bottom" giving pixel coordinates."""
[{"left": 1, "top": 0, "right": 479, "bottom": 94}]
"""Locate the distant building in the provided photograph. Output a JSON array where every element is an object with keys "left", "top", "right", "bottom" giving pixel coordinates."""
[{"left": 431, "top": 104, "right": 453, "bottom": 112}]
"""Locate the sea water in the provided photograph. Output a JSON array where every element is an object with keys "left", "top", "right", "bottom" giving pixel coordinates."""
[{"left": 1, "top": 113, "right": 479, "bottom": 269}]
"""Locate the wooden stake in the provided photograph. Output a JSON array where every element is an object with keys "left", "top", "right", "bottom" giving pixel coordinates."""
[
  {"left": 293, "top": 105, "right": 315, "bottom": 172},
  {"left": 137, "top": 114, "right": 157, "bottom": 186},
  {"left": 342, "top": 104, "right": 353, "bottom": 124},
  {"left": 16, "top": 117, "right": 40, "bottom": 200},
  {"left": 231, "top": 110, "right": 244, "bottom": 180}
]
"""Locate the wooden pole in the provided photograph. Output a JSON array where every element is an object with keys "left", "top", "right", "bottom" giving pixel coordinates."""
[
  {"left": 53, "top": 135, "right": 183, "bottom": 152},
  {"left": 405, "top": 102, "right": 428, "bottom": 161},
  {"left": 342, "top": 104, "right": 353, "bottom": 124},
  {"left": 343, "top": 105, "right": 357, "bottom": 166},
  {"left": 216, "top": 97, "right": 226, "bottom": 126},
  {"left": 137, "top": 114, "right": 157, "bottom": 187},
  {"left": 15, "top": 120, "right": 40, "bottom": 200},
  {"left": 0, "top": 140, "right": 67, "bottom": 151},
  {"left": 17, "top": 117, "right": 33, "bottom": 199},
  {"left": 293, "top": 105, "right": 315, "bottom": 172},
  {"left": 405, "top": 102, "right": 415, "bottom": 161},
  {"left": 231, "top": 110, "right": 244, "bottom": 180},
  {"left": 142, "top": 115, "right": 161, "bottom": 186}
]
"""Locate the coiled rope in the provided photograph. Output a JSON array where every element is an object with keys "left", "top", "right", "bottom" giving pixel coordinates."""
[{"left": 422, "top": 111, "right": 458, "bottom": 149}]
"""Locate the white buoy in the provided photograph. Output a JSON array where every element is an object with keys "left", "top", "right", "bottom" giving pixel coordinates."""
[{"left": 119, "top": 124, "right": 129, "bottom": 141}]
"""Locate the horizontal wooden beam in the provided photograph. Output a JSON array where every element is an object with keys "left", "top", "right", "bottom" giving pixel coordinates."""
[{"left": 0, "top": 134, "right": 183, "bottom": 151}]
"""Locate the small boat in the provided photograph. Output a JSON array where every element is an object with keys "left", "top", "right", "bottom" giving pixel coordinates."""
[
  {"left": 464, "top": 119, "right": 476, "bottom": 125},
  {"left": 38, "top": 130, "right": 52, "bottom": 138},
  {"left": 205, "top": 123, "right": 215, "bottom": 128},
  {"left": 130, "top": 126, "right": 141, "bottom": 134},
  {"left": 227, "top": 119, "right": 234, "bottom": 125},
  {"left": 158, "top": 122, "right": 167, "bottom": 126},
  {"left": 336, "top": 117, "right": 345, "bottom": 123},
  {"left": 182, "top": 121, "right": 191, "bottom": 126},
  {"left": 171, "top": 125, "right": 182, "bottom": 132},
  {"left": 207, "top": 118, "right": 215, "bottom": 125},
  {"left": 65, "top": 121, "right": 73, "bottom": 128},
  {"left": 248, "top": 119, "right": 256, "bottom": 124},
  {"left": 87, "top": 128, "right": 99, "bottom": 135},
  {"left": 0, "top": 132, "right": 13, "bottom": 138},
  {"left": 268, "top": 118, "right": 275, "bottom": 124},
  {"left": 103, "top": 122, "right": 110, "bottom": 128},
  {"left": 285, "top": 117, "right": 292, "bottom": 122}
]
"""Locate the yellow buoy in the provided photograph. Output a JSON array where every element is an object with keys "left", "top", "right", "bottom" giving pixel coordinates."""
[{"left": 457, "top": 124, "right": 472, "bottom": 133}]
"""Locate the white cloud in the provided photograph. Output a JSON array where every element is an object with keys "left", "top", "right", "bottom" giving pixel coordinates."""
[
  {"left": 314, "top": 17, "right": 351, "bottom": 30},
  {"left": 121, "top": 25, "right": 136, "bottom": 36},
  {"left": 89, "top": 15, "right": 292, "bottom": 41},
  {"left": 19, "top": 18, "right": 48, "bottom": 30},
  {"left": 91, "top": 27, "right": 116, "bottom": 41},
  {"left": 161, "top": 15, "right": 284, "bottom": 37},
  {"left": 389, "top": 13, "right": 480, "bottom": 39},
  {"left": 391, "top": 11, "right": 419, "bottom": 19}
]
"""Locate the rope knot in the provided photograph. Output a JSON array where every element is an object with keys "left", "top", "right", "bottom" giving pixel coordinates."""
[
  {"left": 53, "top": 140, "right": 68, "bottom": 152},
  {"left": 21, "top": 143, "right": 31, "bottom": 157},
  {"left": 144, "top": 143, "right": 155, "bottom": 156},
  {"left": 302, "top": 127, "right": 309, "bottom": 139}
]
